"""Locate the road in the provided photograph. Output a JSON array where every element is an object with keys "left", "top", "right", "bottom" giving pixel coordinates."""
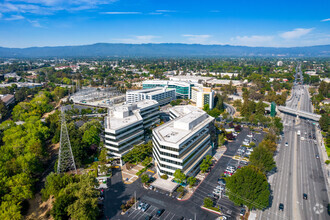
[
  {"left": 260, "top": 64, "right": 329, "bottom": 220},
  {"left": 224, "top": 103, "right": 236, "bottom": 116}
]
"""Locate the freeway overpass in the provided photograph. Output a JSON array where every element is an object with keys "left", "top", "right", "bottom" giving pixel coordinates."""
[{"left": 277, "top": 105, "right": 321, "bottom": 121}]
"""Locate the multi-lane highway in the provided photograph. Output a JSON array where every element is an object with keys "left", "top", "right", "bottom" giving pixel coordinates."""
[{"left": 260, "top": 65, "right": 329, "bottom": 220}]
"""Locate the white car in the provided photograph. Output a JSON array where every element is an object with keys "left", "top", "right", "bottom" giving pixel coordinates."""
[
  {"left": 216, "top": 185, "right": 225, "bottom": 190},
  {"left": 247, "top": 134, "right": 253, "bottom": 138},
  {"left": 138, "top": 202, "right": 145, "bottom": 210}
]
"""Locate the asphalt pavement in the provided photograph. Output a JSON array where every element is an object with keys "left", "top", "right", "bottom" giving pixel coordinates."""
[{"left": 103, "top": 127, "right": 264, "bottom": 220}]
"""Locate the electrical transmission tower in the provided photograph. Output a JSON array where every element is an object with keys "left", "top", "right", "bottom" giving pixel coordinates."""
[{"left": 57, "top": 108, "right": 77, "bottom": 174}]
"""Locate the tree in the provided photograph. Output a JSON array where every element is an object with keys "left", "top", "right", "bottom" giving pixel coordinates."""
[
  {"left": 258, "top": 139, "right": 277, "bottom": 153},
  {"left": 187, "top": 177, "right": 197, "bottom": 187},
  {"left": 226, "top": 132, "right": 235, "bottom": 140},
  {"left": 41, "top": 172, "right": 74, "bottom": 201},
  {"left": 141, "top": 174, "right": 150, "bottom": 184},
  {"left": 203, "top": 197, "right": 213, "bottom": 208},
  {"left": 319, "top": 114, "right": 329, "bottom": 132},
  {"left": 173, "top": 169, "right": 186, "bottom": 184},
  {"left": 225, "top": 166, "right": 270, "bottom": 210},
  {"left": 256, "top": 100, "right": 265, "bottom": 116},
  {"left": 200, "top": 160, "right": 210, "bottom": 173},
  {"left": 51, "top": 194, "right": 75, "bottom": 220},
  {"left": 177, "top": 186, "right": 184, "bottom": 193},
  {"left": 203, "top": 104, "right": 210, "bottom": 111},
  {"left": 249, "top": 147, "right": 276, "bottom": 173}
]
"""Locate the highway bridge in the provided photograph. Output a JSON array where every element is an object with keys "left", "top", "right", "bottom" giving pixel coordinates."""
[{"left": 277, "top": 105, "right": 321, "bottom": 121}]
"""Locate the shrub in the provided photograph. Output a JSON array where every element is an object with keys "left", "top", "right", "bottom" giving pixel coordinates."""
[
  {"left": 160, "top": 174, "right": 168, "bottom": 180},
  {"left": 325, "top": 160, "right": 330, "bottom": 165}
]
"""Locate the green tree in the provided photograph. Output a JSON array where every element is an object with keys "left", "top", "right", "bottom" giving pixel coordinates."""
[
  {"left": 319, "top": 114, "right": 329, "bottom": 132},
  {"left": 173, "top": 169, "right": 186, "bottom": 184},
  {"left": 51, "top": 194, "right": 75, "bottom": 220},
  {"left": 177, "top": 186, "right": 184, "bottom": 193},
  {"left": 187, "top": 177, "right": 197, "bottom": 187},
  {"left": 256, "top": 100, "right": 265, "bottom": 116},
  {"left": 200, "top": 160, "right": 210, "bottom": 173},
  {"left": 249, "top": 147, "right": 276, "bottom": 173},
  {"left": 203, "top": 197, "right": 213, "bottom": 208},
  {"left": 226, "top": 166, "right": 270, "bottom": 210},
  {"left": 0, "top": 200, "right": 22, "bottom": 220},
  {"left": 141, "top": 174, "right": 150, "bottom": 184},
  {"left": 258, "top": 139, "right": 277, "bottom": 153}
]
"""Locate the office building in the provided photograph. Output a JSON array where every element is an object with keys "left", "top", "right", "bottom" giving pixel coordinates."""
[
  {"left": 152, "top": 105, "right": 215, "bottom": 177},
  {"left": 142, "top": 80, "right": 192, "bottom": 99},
  {"left": 191, "top": 87, "right": 214, "bottom": 109},
  {"left": 126, "top": 87, "right": 176, "bottom": 106},
  {"left": 104, "top": 100, "right": 159, "bottom": 161}
]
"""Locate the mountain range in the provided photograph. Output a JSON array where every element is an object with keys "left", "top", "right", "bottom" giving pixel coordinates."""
[{"left": 0, "top": 43, "right": 329, "bottom": 58}]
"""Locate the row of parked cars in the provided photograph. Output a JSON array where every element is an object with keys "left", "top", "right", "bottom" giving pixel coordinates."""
[{"left": 137, "top": 202, "right": 170, "bottom": 220}]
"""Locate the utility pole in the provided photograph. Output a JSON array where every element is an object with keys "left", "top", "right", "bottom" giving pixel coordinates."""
[{"left": 57, "top": 107, "right": 77, "bottom": 174}]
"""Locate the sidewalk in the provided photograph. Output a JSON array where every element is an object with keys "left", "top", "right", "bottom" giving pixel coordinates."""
[
  {"left": 180, "top": 146, "right": 227, "bottom": 201},
  {"left": 121, "top": 163, "right": 145, "bottom": 184}
]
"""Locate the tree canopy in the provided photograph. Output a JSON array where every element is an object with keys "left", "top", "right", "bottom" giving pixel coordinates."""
[
  {"left": 225, "top": 166, "right": 270, "bottom": 210},
  {"left": 249, "top": 146, "right": 276, "bottom": 173}
]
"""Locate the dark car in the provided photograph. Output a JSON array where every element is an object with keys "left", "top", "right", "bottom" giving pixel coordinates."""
[
  {"left": 156, "top": 209, "right": 165, "bottom": 217},
  {"left": 145, "top": 215, "right": 152, "bottom": 220},
  {"left": 279, "top": 203, "right": 284, "bottom": 211},
  {"left": 176, "top": 217, "right": 184, "bottom": 220},
  {"left": 218, "top": 178, "right": 226, "bottom": 185},
  {"left": 240, "top": 208, "right": 246, "bottom": 216},
  {"left": 303, "top": 193, "right": 308, "bottom": 200}
]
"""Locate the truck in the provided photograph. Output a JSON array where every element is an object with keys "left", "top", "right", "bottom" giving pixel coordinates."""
[{"left": 297, "top": 130, "right": 301, "bottom": 135}]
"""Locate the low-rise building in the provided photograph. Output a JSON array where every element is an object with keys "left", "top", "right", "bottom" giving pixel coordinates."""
[
  {"left": 153, "top": 105, "right": 214, "bottom": 177},
  {"left": 126, "top": 87, "right": 176, "bottom": 106},
  {"left": 104, "top": 100, "right": 159, "bottom": 162},
  {"left": 0, "top": 94, "right": 15, "bottom": 106}
]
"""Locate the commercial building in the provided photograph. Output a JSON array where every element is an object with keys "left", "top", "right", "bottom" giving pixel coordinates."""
[
  {"left": 142, "top": 80, "right": 193, "bottom": 99},
  {"left": 152, "top": 105, "right": 215, "bottom": 177},
  {"left": 191, "top": 87, "right": 214, "bottom": 109},
  {"left": 104, "top": 100, "right": 159, "bottom": 161},
  {"left": 126, "top": 87, "right": 176, "bottom": 106},
  {"left": 0, "top": 94, "right": 15, "bottom": 106}
]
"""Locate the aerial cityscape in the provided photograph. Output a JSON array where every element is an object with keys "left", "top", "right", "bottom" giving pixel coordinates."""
[{"left": 0, "top": 1, "right": 329, "bottom": 220}]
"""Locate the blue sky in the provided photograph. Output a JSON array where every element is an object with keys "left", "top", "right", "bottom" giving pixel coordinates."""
[{"left": 0, "top": 0, "right": 329, "bottom": 48}]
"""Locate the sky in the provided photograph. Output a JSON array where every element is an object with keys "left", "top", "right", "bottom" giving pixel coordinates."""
[{"left": 0, "top": 0, "right": 329, "bottom": 48}]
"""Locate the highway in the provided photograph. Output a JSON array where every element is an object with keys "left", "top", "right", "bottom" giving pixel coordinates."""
[{"left": 260, "top": 64, "right": 329, "bottom": 220}]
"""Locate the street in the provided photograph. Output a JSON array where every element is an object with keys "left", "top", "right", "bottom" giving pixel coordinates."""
[{"left": 260, "top": 65, "right": 329, "bottom": 220}]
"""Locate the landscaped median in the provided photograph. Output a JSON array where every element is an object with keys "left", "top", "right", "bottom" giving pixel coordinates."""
[{"left": 201, "top": 205, "right": 222, "bottom": 215}]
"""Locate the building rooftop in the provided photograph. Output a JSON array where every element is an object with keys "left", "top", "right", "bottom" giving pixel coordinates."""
[
  {"left": 127, "top": 87, "right": 175, "bottom": 96},
  {"left": 105, "top": 100, "right": 158, "bottom": 131},
  {"left": 153, "top": 105, "right": 213, "bottom": 146},
  {"left": 143, "top": 80, "right": 192, "bottom": 87}
]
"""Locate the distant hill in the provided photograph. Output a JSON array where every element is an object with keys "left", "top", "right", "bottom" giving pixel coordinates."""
[{"left": 0, "top": 43, "right": 329, "bottom": 58}]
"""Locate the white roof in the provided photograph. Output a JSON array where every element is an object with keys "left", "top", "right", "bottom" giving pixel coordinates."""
[
  {"left": 105, "top": 100, "right": 158, "bottom": 131},
  {"left": 153, "top": 105, "right": 213, "bottom": 146}
]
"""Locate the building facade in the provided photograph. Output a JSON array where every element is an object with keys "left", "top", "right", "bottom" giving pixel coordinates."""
[
  {"left": 191, "top": 87, "right": 214, "bottom": 109},
  {"left": 126, "top": 87, "right": 176, "bottom": 106},
  {"left": 104, "top": 100, "right": 159, "bottom": 161},
  {"left": 152, "top": 105, "right": 214, "bottom": 177},
  {"left": 142, "top": 80, "right": 192, "bottom": 99}
]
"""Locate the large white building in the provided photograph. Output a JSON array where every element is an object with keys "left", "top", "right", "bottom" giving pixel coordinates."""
[
  {"left": 152, "top": 105, "right": 215, "bottom": 177},
  {"left": 104, "top": 100, "right": 159, "bottom": 161},
  {"left": 126, "top": 87, "right": 176, "bottom": 106},
  {"left": 191, "top": 87, "right": 214, "bottom": 109}
]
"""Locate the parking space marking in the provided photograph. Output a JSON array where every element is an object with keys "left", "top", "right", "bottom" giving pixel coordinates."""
[
  {"left": 162, "top": 211, "right": 171, "bottom": 219},
  {"left": 168, "top": 213, "right": 176, "bottom": 220}
]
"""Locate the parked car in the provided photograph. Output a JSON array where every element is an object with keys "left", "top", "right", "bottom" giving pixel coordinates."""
[
  {"left": 316, "top": 155, "right": 320, "bottom": 159},
  {"left": 285, "top": 142, "right": 289, "bottom": 147},
  {"left": 145, "top": 215, "right": 152, "bottom": 220},
  {"left": 156, "top": 209, "right": 165, "bottom": 217},
  {"left": 218, "top": 178, "right": 226, "bottom": 185},
  {"left": 240, "top": 208, "right": 246, "bottom": 216},
  {"left": 141, "top": 203, "right": 150, "bottom": 212},
  {"left": 216, "top": 185, "right": 225, "bottom": 191},
  {"left": 247, "top": 134, "right": 253, "bottom": 138},
  {"left": 138, "top": 202, "right": 145, "bottom": 210}
]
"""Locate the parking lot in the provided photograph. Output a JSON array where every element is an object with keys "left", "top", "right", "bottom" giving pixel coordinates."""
[
  {"left": 104, "top": 126, "right": 265, "bottom": 220},
  {"left": 123, "top": 201, "right": 186, "bottom": 220}
]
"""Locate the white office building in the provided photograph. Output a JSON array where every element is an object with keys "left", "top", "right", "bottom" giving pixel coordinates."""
[
  {"left": 152, "top": 105, "right": 214, "bottom": 177},
  {"left": 126, "top": 87, "right": 176, "bottom": 106},
  {"left": 191, "top": 87, "right": 214, "bottom": 109},
  {"left": 104, "top": 100, "right": 159, "bottom": 161}
]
